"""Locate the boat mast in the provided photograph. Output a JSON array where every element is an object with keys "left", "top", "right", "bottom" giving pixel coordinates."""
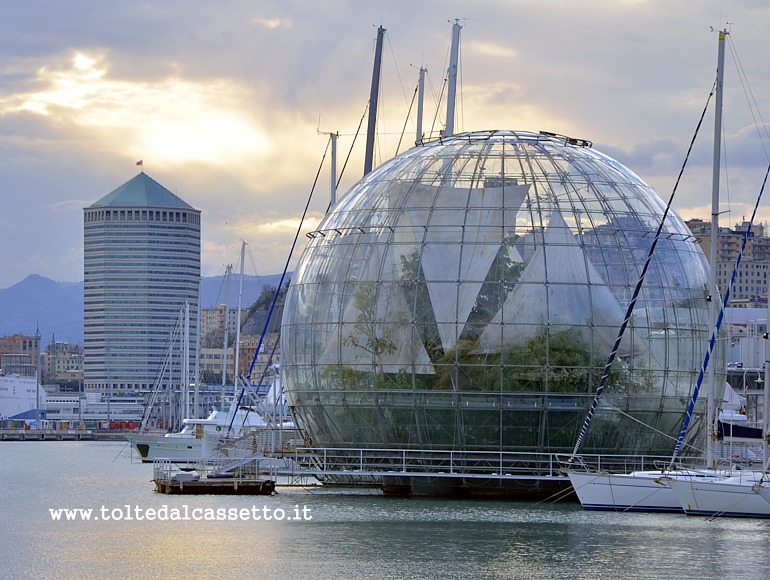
[
  {"left": 183, "top": 300, "right": 190, "bottom": 420},
  {"left": 416, "top": 66, "right": 426, "bottom": 145},
  {"left": 330, "top": 132, "right": 337, "bottom": 207},
  {"left": 706, "top": 29, "right": 727, "bottom": 468},
  {"left": 444, "top": 19, "right": 462, "bottom": 137},
  {"left": 234, "top": 241, "right": 246, "bottom": 393},
  {"left": 364, "top": 25, "right": 385, "bottom": 175},
  {"left": 221, "top": 264, "right": 232, "bottom": 404},
  {"left": 194, "top": 276, "right": 202, "bottom": 419},
  {"left": 764, "top": 279, "right": 770, "bottom": 462}
]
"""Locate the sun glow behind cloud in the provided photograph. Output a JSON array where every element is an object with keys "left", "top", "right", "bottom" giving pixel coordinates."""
[
  {"left": 2, "top": 51, "right": 271, "bottom": 166},
  {"left": 253, "top": 17, "right": 292, "bottom": 29},
  {"left": 2, "top": 0, "right": 769, "bottom": 294},
  {"left": 202, "top": 214, "right": 324, "bottom": 278},
  {"left": 465, "top": 41, "right": 518, "bottom": 59}
]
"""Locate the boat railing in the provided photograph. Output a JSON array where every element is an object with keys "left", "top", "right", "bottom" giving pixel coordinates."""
[
  {"left": 153, "top": 456, "right": 278, "bottom": 485},
  {"left": 154, "top": 447, "right": 704, "bottom": 483},
  {"left": 278, "top": 447, "right": 682, "bottom": 480},
  {"left": 555, "top": 453, "right": 703, "bottom": 475}
]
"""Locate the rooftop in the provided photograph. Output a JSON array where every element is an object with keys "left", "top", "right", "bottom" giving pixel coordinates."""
[{"left": 88, "top": 172, "right": 197, "bottom": 210}]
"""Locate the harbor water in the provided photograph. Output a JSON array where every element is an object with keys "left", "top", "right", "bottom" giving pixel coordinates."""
[{"left": 1, "top": 441, "right": 769, "bottom": 579}]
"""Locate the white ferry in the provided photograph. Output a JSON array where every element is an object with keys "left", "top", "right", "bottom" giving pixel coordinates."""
[{"left": 0, "top": 353, "right": 46, "bottom": 422}]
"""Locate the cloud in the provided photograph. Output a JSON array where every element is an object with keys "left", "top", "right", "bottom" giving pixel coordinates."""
[
  {"left": 252, "top": 17, "right": 292, "bottom": 29},
  {"left": 50, "top": 199, "right": 92, "bottom": 212},
  {"left": 466, "top": 41, "right": 518, "bottom": 60},
  {"left": 2, "top": 0, "right": 770, "bottom": 291},
  {"left": 1, "top": 51, "right": 272, "bottom": 168}
]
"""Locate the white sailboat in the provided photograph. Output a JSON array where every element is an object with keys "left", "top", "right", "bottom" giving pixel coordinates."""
[
  {"left": 755, "top": 481, "right": 770, "bottom": 507},
  {"left": 668, "top": 183, "right": 770, "bottom": 517},
  {"left": 665, "top": 29, "right": 770, "bottom": 513},
  {"left": 567, "top": 468, "right": 724, "bottom": 513},
  {"left": 667, "top": 466, "right": 770, "bottom": 517},
  {"left": 568, "top": 29, "right": 740, "bottom": 512}
]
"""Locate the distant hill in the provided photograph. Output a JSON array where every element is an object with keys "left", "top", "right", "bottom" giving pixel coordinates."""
[
  {"left": 0, "top": 275, "right": 84, "bottom": 347},
  {"left": 200, "top": 272, "right": 288, "bottom": 311},
  {"left": 0, "top": 273, "right": 290, "bottom": 347}
]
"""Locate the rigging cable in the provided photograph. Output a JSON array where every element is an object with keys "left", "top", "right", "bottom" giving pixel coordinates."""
[
  {"left": 727, "top": 34, "right": 770, "bottom": 161},
  {"left": 425, "top": 69, "right": 441, "bottom": 140},
  {"left": 670, "top": 161, "right": 770, "bottom": 468},
  {"left": 325, "top": 104, "right": 369, "bottom": 215},
  {"left": 430, "top": 79, "right": 446, "bottom": 139},
  {"left": 227, "top": 138, "right": 330, "bottom": 434},
  {"left": 386, "top": 32, "right": 416, "bottom": 156},
  {"left": 395, "top": 79, "right": 419, "bottom": 155},
  {"left": 568, "top": 82, "right": 716, "bottom": 462},
  {"left": 430, "top": 35, "right": 452, "bottom": 137}
]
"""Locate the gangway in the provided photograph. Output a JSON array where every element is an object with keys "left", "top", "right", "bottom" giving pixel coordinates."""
[{"left": 270, "top": 447, "right": 684, "bottom": 483}]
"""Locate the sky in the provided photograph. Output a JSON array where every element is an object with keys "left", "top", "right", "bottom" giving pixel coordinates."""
[{"left": 2, "top": 0, "right": 770, "bottom": 289}]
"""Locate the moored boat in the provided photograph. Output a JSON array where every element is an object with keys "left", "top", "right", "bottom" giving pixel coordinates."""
[
  {"left": 126, "top": 406, "right": 267, "bottom": 462},
  {"left": 567, "top": 468, "right": 727, "bottom": 513},
  {"left": 667, "top": 469, "right": 770, "bottom": 517},
  {"left": 0, "top": 354, "right": 46, "bottom": 422}
]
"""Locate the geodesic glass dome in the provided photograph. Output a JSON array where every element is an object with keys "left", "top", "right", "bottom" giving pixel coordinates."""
[{"left": 281, "top": 130, "right": 717, "bottom": 457}]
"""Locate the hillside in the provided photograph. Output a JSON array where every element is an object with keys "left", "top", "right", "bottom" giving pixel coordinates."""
[{"left": 0, "top": 273, "right": 289, "bottom": 346}]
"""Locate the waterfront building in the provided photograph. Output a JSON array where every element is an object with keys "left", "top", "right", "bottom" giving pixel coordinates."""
[
  {"left": 43, "top": 391, "right": 144, "bottom": 425},
  {"left": 282, "top": 130, "right": 714, "bottom": 492},
  {"left": 0, "top": 333, "right": 41, "bottom": 371},
  {"left": 239, "top": 333, "right": 280, "bottom": 383},
  {"left": 201, "top": 304, "right": 246, "bottom": 347},
  {"left": 198, "top": 347, "right": 236, "bottom": 385},
  {"left": 198, "top": 334, "right": 280, "bottom": 386},
  {"left": 686, "top": 218, "right": 770, "bottom": 303},
  {"left": 83, "top": 172, "right": 201, "bottom": 397},
  {"left": 42, "top": 341, "right": 83, "bottom": 385}
]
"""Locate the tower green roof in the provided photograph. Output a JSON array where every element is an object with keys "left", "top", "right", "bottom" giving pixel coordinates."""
[{"left": 88, "top": 172, "right": 196, "bottom": 210}]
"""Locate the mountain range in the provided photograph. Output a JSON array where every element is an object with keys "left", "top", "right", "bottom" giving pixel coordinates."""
[{"left": 0, "top": 273, "right": 288, "bottom": 347}]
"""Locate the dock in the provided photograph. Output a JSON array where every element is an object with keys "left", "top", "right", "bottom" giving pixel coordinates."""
[
  {"left": 152, "top": 458, "right": 276, "bottom": 495},
  {"left": 0, "top": 429, "right": 128, "bottom": 441},
  {"left": 149, "top": 443, "right": 689, "bottom": 499}
]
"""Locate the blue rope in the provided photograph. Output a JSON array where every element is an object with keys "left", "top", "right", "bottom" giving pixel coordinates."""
[
  {"left": 569, "top": 84, "right": 715, "bottom": 461},
  {"left": 226, "top": 139, "right": 329, "bottom": 433},
  {"left": 669, "top": 162, "right": 770, "bottom": 466}
]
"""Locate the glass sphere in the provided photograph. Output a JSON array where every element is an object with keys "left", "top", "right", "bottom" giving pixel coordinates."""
[{"left": 282, "top": 130, "right": 714, "bottom": 456}]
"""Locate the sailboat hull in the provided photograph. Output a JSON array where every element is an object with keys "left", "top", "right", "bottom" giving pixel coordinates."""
[
  {"left": 668, "top": 474, "right": 770, "bottom": 517},
  {"left": 755, "top": 484, "right": 770, "bottom": 506},
  {"left": 568, "top": 468, "right": 738, "bottom": 513},
  {"left": 567, "top": 471, "right": 680, "bottom": 512},
  {"left": 564, "top": 470, "right": 735, "bottom": 513}
]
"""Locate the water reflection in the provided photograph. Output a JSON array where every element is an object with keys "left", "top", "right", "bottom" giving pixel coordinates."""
[{"left": 2, "top": 442, "right": 769, "bottom": 579}]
